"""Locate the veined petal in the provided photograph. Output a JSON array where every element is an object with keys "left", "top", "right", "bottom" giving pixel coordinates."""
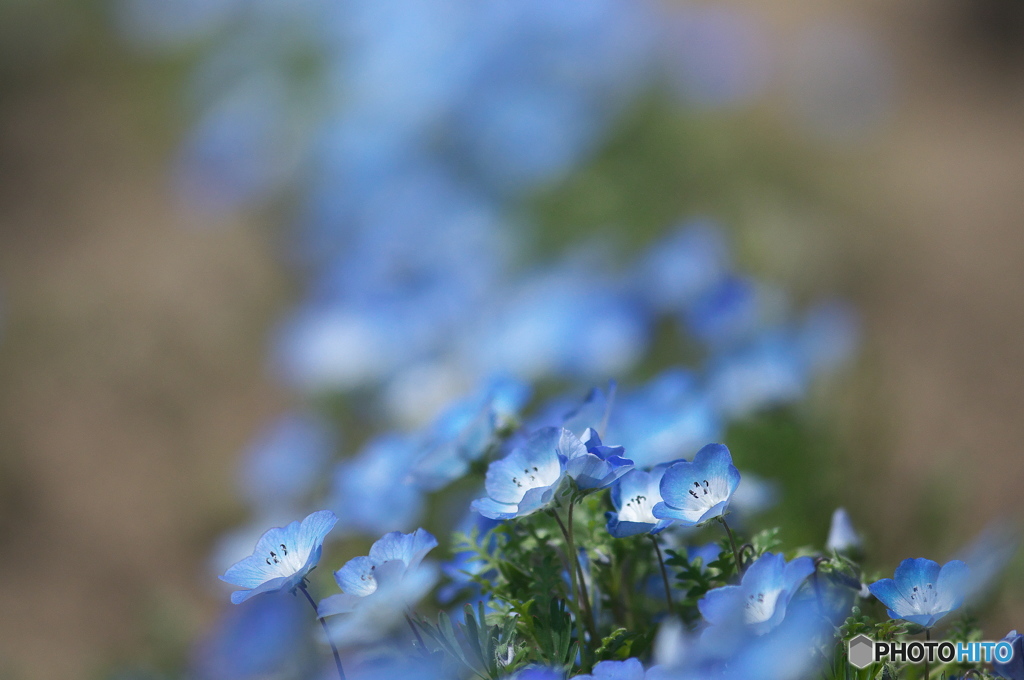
[
  {"left": 335, "top": 556, "right": 379, "bottom": 596},
  {"left": 894, "top": 558, "right": 941, "bottom": 595},
  {"left": 699, "top": 584, "right": 743, "bottom": 626},
  {"left": 369, "top": 528, "right": 439, "bottom": 571},
  {"left": 471, "top": 496, "right": 520, "bottom": 520},
  {"left": 868, "top": 578, "right": 914, "bottom": 616}
]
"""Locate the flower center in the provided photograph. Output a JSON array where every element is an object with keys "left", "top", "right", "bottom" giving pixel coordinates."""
[
  {"left": 908, "top": 582, "right": 937, "bottom": 612},
  {"left": 619, "top": 492, "right": 657, "bottom": 523},
  {"left": 744, "top": 588, "right": 782, "bottom": 624}
]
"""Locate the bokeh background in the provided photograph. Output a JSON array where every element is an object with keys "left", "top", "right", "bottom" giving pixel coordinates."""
[{"left": 1, "top": 0, "right": 1023, "bottom": 678}]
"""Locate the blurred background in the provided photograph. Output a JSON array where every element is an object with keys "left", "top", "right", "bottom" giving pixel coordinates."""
[{"left": 0, "top": 0, "right": 1023, "bottom": 678}]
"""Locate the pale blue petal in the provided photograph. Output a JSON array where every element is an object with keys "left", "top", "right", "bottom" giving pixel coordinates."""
[
  {"left": 868, "top": 578, "right": 913, "bottom": 616},
  {"left": 335, "top": 556, "right": 378, "bottom": 596},
  {"left": 484, "top": 452, "right": 530, "bottom": 504},
  {"left": 894, "top": 558, "right": 941, "bottom": 594},
  {"left": 471, "top": 497, "right": 519, "bottom": 520},
  {"left": 369, "top": 528, "right": 438, "bottom": 571},
  {"left": 295, "top": 510, "right": 338, "bottom": 556},
  {"left": 318, "top": 592, "right": 363, "bottom": 617},
  {"left": 699, "top": 585, "right": 743, "bottom": 626}
]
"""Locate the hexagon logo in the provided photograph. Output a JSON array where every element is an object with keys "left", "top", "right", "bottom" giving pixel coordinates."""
[{"left": 848, "top": 634, "right": 874, "bottom": 669}]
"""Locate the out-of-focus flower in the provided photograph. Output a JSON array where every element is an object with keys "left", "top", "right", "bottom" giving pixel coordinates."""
[
  {"left": 868, "top": 558, "right": 970, "bottom": 628},
  {"left": 238, "top": 413, "right": 335, "bottom": 512},
  {"left": 328, "top": 435, "right": 424, "bottom": 536},
  {"left": 825, "top": 508, "right": 861, "bottom": 554},
  {"left": 699, "top": 552, "right": 815, "bottom": 635},
  {"left": 654, "top": 443, "right": 740, "bottom": 525},
  {"left": 220, "top": 510, "right": 338, "bottom": 604},
  {"left": 575, "top": 658, "right": 652, "bottom": 680},
  {"left": 606, "top": 370, "right": 720, "bottom": 468},
  {"left": 955, "top": 521, "right": 1019, "bottom": 605},
  {"left": 471, "top": 427, "right": 568, "bottom": 520},
  {"left": 319, "top": 529, "right": 439, "bottom": 644},
  {"left": 411, "top": 376, "right": 531, "bottom": 491},
  {"left": 606, "top": 465, "right": 674, "bottom": 538},
  {"left": 635, "top": 219, "right": 730, "bottom": 313},
  {"left": 993, "top": 630, "right": 1024, "bottom": 680},
  {"left": 565, "top": 428, "right": 634, "bottom": 491},
  {"left": 192, "top": 592, "right": 307, "bottom": 680}
]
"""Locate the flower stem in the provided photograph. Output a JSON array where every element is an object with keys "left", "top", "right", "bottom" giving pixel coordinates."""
[
  {"left": 551, "top": 506, "right": 596, "bottom": 662},
  {"left": 298, "top": 584, "right": 347, "bottom": 680},
  {"left": 924, "top": 627, "right": 931, "bottom": 680},
  {"left": 649, "top": 535, "right": 674, "bottom": 616},
  {"left": 719, "top": 517, "right": 742, "bottom": 576}
]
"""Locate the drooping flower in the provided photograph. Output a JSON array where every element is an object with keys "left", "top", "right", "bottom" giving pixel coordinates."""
[
  {"left": 220, "top": 510, "right": 338, "bottom": 604},
  {"left": 565, "top": 428, "right": 634, "bottom": 491},
  {"left": 653, "top": 443, "right": 740, "bottom": 525},
  {"left": 993, "top": 630, "right": 1024, "bottom": 680},
  {"left": 318, "top": 528, "right": 439, "bottom": 644},
  {"left": 471, "top": 427, "right": 568, "bottom": 520},
  {"left": 698, "top": 552, "right": 815, "bottom": 635},
  {"left": 825, "top": 508, "right": 861, "bottom": 554},
  {"left": 606, "top": 465, "right": 674, "bottom": 538},
  {"left": 868, "top": 558, "right": 970, "bottom": 628}
]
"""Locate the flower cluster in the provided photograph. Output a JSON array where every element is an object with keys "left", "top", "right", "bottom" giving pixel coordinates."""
[{"left": 110, "top": 2, "right": 1010, "bottom": 680}]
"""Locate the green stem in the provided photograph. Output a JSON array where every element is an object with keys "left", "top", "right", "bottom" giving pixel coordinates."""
[
  {"left": 567, "top": 502, "right": 598, "bottom": 640},
  {"left": 924, "top": 628, "right": 930, "bottom": 680},
  {"left": 719, "top": 516, "right": 742, "bottom": 577},
  {"left": 298, "top": 585, "right": 347, "bottom": 680},
  {"left": 649, "top": 535, "right": 675, "bottom": 616},
  {"left": 551, "top": 509, "right": 587, "bottom": 664}
]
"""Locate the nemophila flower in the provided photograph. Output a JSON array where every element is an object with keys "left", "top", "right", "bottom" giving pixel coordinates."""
[
  {"left": 575, "top": 658, "right": 652, "bottom": 680},
  {"left": 699, "top": 552, "right": 815, "bottom": 635},
  {"left": 868, "top": 558, "right": 970, "bottom": 628},
  {"left": 653, "top": 443, "right": 740, "bottom": 525},
  {"left": 705, "top": 332, "right": 806, "bottom": 419},
  {"left": 328, "top": 434, "right": 424, "bottom": 535},
  {"left": 993, "top": 630, "right": 1024, "bottom": 680},
  {"left": 318, "top": 528, "right": 439, "bottom": 644},
  {"left": 193, "top": 591, "right": 306, "bottom": 680},
  {"left": 238, "top": 412, "right": 335, "bottom": 512},
  {"left": 825, "top": 508, "right": 861, "bottom": 554},
  {"left": 560, "top": 381, "right": 616, "bottom": 437},
  {"left": 956, "top": 522, "right": 1019, "bottom": 604},
  {"left": 606, "top": 369, "right": 721, "bottom": 468},
  {"left": 565, "top": 428, "right": 633, "bottom": 491},
  {"left": 635, "top": 219, "right": 730, "bottom": 313},
  {"left": 471, "top": 427, "right": 568, "bottom": 520},
  {"left": 606, "top": 465, "right": 674, "bottom": 537},
  {"left": 411, "top": 376, "right": 531, "bottom": 491},
  {"left": 509, "top": 668, "right": 564, "bottom": 680},
  {"left": 220, "top": 510, "right": 337, "bottom": 604}
]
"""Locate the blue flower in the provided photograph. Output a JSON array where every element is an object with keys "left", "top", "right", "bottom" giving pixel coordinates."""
[
  {"left": 411, "top": 376, "right": 531, "bottom": 491},
  {"left": 993, "top": 630, "right": 1024, "bottom": 680},
  {"left": 318, "top": 528, "right": 439, "bottom": 644},
  {"left": 653, "top": 443, "right": 740, "bottom": 525},
  {"left": 219, "top": 510, "right": 337, "bottom": 604},
  {"left": 575, "top": 658, "right": 649, "bottom": 680},
  {"left": 565, "top": 428, "right": 634, "bottom": 491},
  {"left": 825, "top": 508, "right": 861, "bottom": 554},
  {"left": 238, "top": 412, "right": 335, "bottom": 512},
  {"left": 471, "top": 427, "right": 568, "bottom": 520},
  {"left": 868, "top": 558, "right": 970, "bottom": 628},
  {"left": 606, "top": 465, "right": 674, "bottom": 538},
  {"left": 193, "top": 592, "right": 306, "bottom": 680},
  {"left": 698, "top": 552, "right": 815, "bottom": 635},
  {"left": 328, "top": 434, "right": 424, "bottom": 536},
  {"left": 605, "top": 370, "right": 720, "bottom": 468}
]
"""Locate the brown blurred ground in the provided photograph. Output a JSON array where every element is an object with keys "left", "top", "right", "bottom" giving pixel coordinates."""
[{"left": 0, "top": 1, "right": 1023, "bottom": 678}]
